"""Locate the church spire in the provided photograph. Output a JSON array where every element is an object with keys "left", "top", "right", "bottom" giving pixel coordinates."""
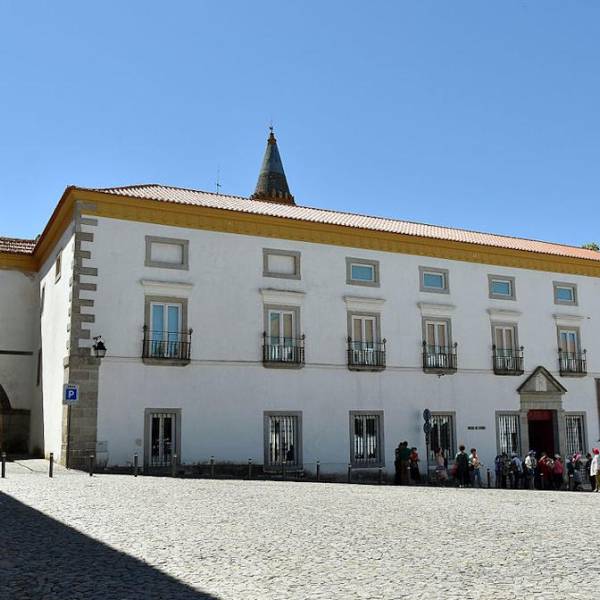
[{"left": 250, "top": 127, "right": 295, "bottom": 205}]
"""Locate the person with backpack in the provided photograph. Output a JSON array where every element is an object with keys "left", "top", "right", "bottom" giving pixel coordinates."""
[
  {"left": 455, "top": 445, "right": 470, "bottom": 488},
  {"left": 510, "top": 453, "right": 523, "bottom": 489}
]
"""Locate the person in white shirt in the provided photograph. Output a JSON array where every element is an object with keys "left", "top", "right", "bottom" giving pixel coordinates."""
[{"left": 590, "top": 448, "right": 600, "bottom": 492}]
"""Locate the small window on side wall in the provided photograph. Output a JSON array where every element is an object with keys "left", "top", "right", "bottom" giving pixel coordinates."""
[
  {"left": 553, "top": 282, "right": 577, "bottom": 306},
  {"left": 346, "top": 258, "right": 379, "bottom": 287},
  {"left": 419, "top": 266, "right": 449, "bottom": 294},
  {"left": 55, "top": 251, "right": 62, "bottom": 282},
  {"left": 488, "top": 275, "right": 516, "bottom": 300},
  {"left": 145, "top": 236, "right": 189, "bottom": 270},
  {"left": 263, "top": 249, "right": 301, "bottom": 280}
]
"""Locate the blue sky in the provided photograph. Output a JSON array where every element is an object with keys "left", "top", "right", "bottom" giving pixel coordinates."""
[{"left": 1, "top": 1, "right": 599, "bottom": 246}]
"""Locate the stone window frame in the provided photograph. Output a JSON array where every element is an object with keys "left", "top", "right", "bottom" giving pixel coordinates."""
[
  {"left": 553, "top": 281, "right": 578, "bottom": 306},
  {"left": 488, "top": 274, "right": 516, "bottom": 301},
  {"left": 347, "top": 311, "right": 382, "bottom": 343},
  {"left": 345, "top": 257, "right": 380, "bottom": 287},
  {"left": 349, "top": 410, "right": 385, "bottom": 468},
  {"left": 55, "top": 250, "right": 62, "bottom": 283},
  {"left": 143, "top": 407, "right": 182, "bottom": 469},
  {"left": 145, "top": 236, "right": 190, "bottom": 271},
  {"left": 419, "top": 266, "right": 450, "bottom": 294},
  {"left": 490, "top": 321, "right": 520, "bottom": 351},
  {"left": 495, "top": 411, "right": 522, "bottom": 456},
  {"left": 262, "top": 248, "right": 301, "bottom": 280},
  {"left": 556, "top": 325, "right": 582, "bottom": 354},
  {"left": 263, "top": 410, "right": 303, "bottom": 471},
  {"left": 564, "top": 412, "right": 587, "bottom": 456},
  {"left": 143, "top": 295, "right": 190, "bottom": 365},
  {"left": 263, "top": 304, "right": 302, "bottom": 339}
]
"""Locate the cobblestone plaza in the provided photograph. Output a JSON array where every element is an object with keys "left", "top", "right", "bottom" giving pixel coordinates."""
[{"left": 1, "top": 462, "right": 597, "bottom": 599}]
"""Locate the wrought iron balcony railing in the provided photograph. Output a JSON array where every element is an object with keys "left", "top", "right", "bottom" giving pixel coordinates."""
[
  {"left": 559, "top": 349, "right": 587, "bottom": 376},
  {"left": 347, "top": 338, "right": 386, "bottom": 370},
  {"left": 422, "top": 342, "right": 458, "bottom": 373},
  {"left": 142, "top": 326, "right": 192, "bottom": 362},
  {"left": 492, "top": 346, "right": 524, "bottom": 375},
  {"left": 262, "top": 333, "right": 305, "bottom": 366}
]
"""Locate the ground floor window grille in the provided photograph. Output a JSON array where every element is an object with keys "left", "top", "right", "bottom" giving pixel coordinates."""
[
  {"left": 149, "top": 412, "right": 177, "bottom": 467},
  {"left": 351, "top": 412, "right": 383, "bottom": 467},
  {"left": 497, "top": 413, "right": 521, "bottom": 455},
  {"left": 565, "top": 414, "right": 586, "bottom": 456},
  {"left": 429, "top": 413, "right": 455, "bottom": 462},
  {"left": 266, "top": 413, "right": 301, "bottom": 469}
]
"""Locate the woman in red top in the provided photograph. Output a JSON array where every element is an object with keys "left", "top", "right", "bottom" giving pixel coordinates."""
[{"left": 552, "top": 454, "right": 564, "bottom": 490}]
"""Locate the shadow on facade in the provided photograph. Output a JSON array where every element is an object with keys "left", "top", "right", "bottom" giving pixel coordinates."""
[{"left": 0, "top": 492, "right": 220, "bottom": 599}]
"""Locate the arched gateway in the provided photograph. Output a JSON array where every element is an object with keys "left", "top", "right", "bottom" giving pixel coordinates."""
[{"left": 517, "top": 366, "right": 569, "bottom": 457}]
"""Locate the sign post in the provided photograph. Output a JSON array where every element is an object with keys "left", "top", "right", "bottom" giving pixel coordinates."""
[
  {"left": 63, "top": 384, "right": 79, "bottom": 469},
  {"left": 423, "top": 409, "right": 432, "bottom": 484}
]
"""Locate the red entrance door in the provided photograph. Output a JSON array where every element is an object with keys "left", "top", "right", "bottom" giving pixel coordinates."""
[{"left": 527, "top": 410, "right": 556, "bottom": 456}]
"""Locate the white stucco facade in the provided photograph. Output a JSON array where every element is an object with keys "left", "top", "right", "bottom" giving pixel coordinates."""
[{"left": 79, "top": 214, "right": 600, "bottom": 473}]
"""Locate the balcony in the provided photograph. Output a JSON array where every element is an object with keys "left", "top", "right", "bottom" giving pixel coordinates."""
[
  {"left": 347, "top": 338, "right": 386, "bottom": 371},
  {"left": 492, "top": 346, "right": 524, "bottom": 376},
  {"left": 559, "top": 349, "right": 587, "bottom": 377},
  {"left": 422, "top": 342, "right": 457, "bottom": 374},
  {"left": 142, "top": 326, "right": 192, "bottom": 365},
  {"left": 262, "top": 333, "right": 305, "bottom": 368}
]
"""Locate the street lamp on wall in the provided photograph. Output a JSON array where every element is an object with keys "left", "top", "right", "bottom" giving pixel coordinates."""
[{"left": 92, "top": 335, "right": 107, "bottom": 359}]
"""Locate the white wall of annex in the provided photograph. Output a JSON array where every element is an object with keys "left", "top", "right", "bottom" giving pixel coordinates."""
[
  {"left": 89, "top": 216, "right": 600, "bottom": 470},
  {"left": 38, "top": 225, "right": 75, "bottom": 459},
  {"left": 0, "top": 269, "right": 37, "bottom": 413}
]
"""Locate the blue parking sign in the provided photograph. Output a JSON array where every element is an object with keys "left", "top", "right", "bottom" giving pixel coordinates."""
[{"left": 63, "top": 384, "right": 79, "bottom": 405}]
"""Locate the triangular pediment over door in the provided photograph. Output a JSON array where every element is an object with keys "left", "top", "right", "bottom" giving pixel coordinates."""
[{"left": 517, "top": 366, "right": 567, "bottom": 395}]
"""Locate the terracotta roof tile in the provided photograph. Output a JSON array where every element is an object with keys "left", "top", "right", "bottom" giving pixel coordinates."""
[
  {"left": 87, "top": 184, "right": 600, "bottom": 263},
  {"left": 0, "top": 237, "right": 36, "bottom": 255}
]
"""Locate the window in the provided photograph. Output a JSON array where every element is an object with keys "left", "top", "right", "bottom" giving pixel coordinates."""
[
  {"left": 565, "top": 413, "right": 586, "bottom": 456},
  {"left": 493, "top": 324, "right": 517, "bottom": 354},
  {"left": 423, "top": 319, "right": 456, "bottom": 370},
  {"left": 264, "top": 307, "right": 302, "bottom": 363},
  {"left": 429, "top": 413, "right": 455, "bottom": 461},
  {"left": 145, "top": 236, "right": 189, "bottom": 270},
  {"left": 419, "top": 266, "right": 449, "bottom": 293},
  {"left": 346, "top": 257, "right": 379, "bottom": 287},
  {"left": 558, "top": 327, "right": 586, "bottom": 375},
  {"left": 496, "top": 412, "right": 521, "bottom": 455},
  {"left": 145, "top": 409, "right": 181, "bottom": 467},
  {"left": 143, "top": 296, "right": 190, "bottom": 361},
  {"left": 553, "top": 282, "right": 577, "bottom": 306},
  {"left": 263, "top": 249, "right": 301, "bottom": 280},
  {"left": 264, "top": 412, "right": 302, "bottom": 469},
  {"left": 350, "top": 411, "right": 384, "bottom": 467},
  {"left": 55, "top": 251, "right": 62, "bottom": 282},
  {"left": 488, "top": 275, "right": 516, "bottom": 300},
  {"left": 347, "top": 313, "right": 385, "bottom": 368}
]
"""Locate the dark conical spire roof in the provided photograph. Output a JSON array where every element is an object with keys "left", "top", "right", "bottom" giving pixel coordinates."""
[{"left": 250, "top": 128, "right": 295, "bottom": 205}]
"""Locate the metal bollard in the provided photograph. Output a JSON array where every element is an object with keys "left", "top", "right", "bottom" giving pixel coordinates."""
[
  {"left": 347, "top": 463, "right": 352, "bottom": 483},
  {"left": 378, "top": 466, "right": 383, "bottom": 485},
  {"left": 316, "top": 460, "right": 320, "bottom": 482},
  {"left": 487, "top": 469, "right": 491, "bottom": 488},
  {"left": 171, "top": 453, "right": 177, "bottom": 478},
  {"left": 1, "top": 452, "right": 6, "bottom": 478},
  {"left": 88, "top": 454, "right": 95, "bottom": 477},
  {"left": 248, "top": 458, "right": 252, "bottom": 480},
  {"left": 49, "top": 452, "right": 53, "bottom": 478},
  {"left": 133, "top": 453, "right": 138, "bottom": 477},
  {"left": 210, "top": 456, "right": 215, "bottom": 478},
  {"left": 282, "top": 460, "right": 286, "bottom": 481}
]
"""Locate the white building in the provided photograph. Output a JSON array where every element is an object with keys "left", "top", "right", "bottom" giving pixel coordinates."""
[{"left": 1, "top": 130, "right": 599, "bottom": 476}]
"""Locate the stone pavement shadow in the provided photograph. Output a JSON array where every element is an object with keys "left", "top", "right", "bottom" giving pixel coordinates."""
[{"left": 0, "top": 492, "right": 220, "bottom": 600}]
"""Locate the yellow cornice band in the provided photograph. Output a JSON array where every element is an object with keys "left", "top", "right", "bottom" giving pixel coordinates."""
[{"left": 3, "top": 187, "right": 600, "bottom": 278}]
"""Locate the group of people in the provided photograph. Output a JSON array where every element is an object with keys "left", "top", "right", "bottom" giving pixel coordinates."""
[
  {"left": 394, "top": 441, "right": 600, "bottom": 490},
  {"left": 493, "top": 448, "right": 600, "bottom": 491}
]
